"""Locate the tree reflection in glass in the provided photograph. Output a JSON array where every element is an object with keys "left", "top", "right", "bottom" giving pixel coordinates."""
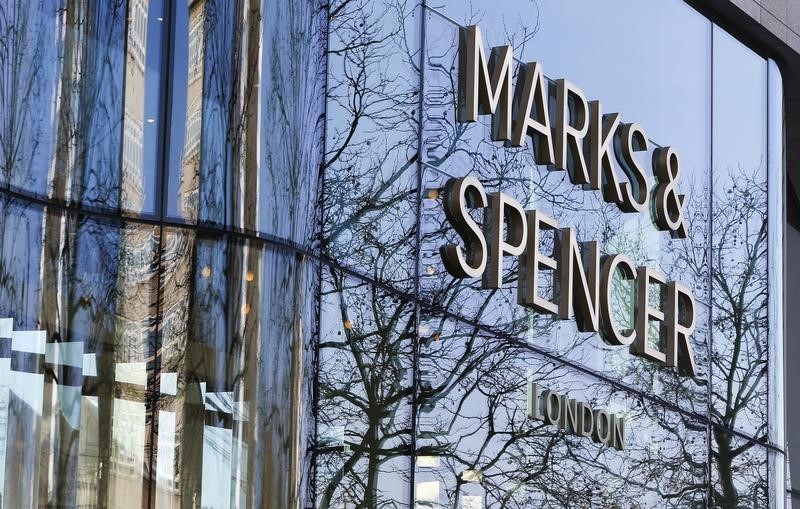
[
  {"left": 322, "top": 0, "right": 422, "bottom": 292},
  {"left": 316, "top": 268, "right": 414, "bottom": 508},
  {"left": 707, "top": 170, "right": 769, "bottom": 508}
]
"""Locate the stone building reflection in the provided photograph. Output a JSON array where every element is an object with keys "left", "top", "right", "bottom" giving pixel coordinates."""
[{"left": 0, "top": 0, "right": 318, "bottom": 505}]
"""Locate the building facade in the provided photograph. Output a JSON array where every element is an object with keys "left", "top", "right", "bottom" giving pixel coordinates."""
[{"left": 0, "top": 0, "right": 796, "bottom": 507}]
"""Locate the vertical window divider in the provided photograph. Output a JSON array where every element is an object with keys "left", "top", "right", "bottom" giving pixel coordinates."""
[
  {"left": 707, "top": 22, "right": 715, "bottom": 509},
  {"left": 410, "top": 1, "right": 429, "bottom": 506},
  {"left": 311, "top": 0, "right": 334, "bottom": 505},
  {"left": 147, "top": 0, "right": 177, "bottom": 506}
]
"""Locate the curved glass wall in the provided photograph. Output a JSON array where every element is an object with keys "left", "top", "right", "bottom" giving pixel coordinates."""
[
  {"left": 0, "top": 0, "right": 325, "bottom": 507},
  {"left": 0, "top": 0, "right": 786, "bottom": 507}
]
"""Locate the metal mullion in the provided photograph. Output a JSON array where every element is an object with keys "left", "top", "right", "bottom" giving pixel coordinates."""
[
  {"left": 146, "top": 0, "right": 177, "bottom": 505},
  {"left": 409, "top": 1, "right": 428, "bottom": 506}
]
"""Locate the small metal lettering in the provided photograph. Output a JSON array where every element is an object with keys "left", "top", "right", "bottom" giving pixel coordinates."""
[
  {"left": 518, "top": 210, "right": 559, "bottom": 314},
  {"left": 557, "top": 228, "right": 600, "bottom": 332},
  {"left": 440, "top": 177, "right": 488, "bottom": 278},
  {"left": 632, "top": 266, "right": 668, "bottom": 364},
  {"left": 587, "top": 100, "right": 623, "bottom": 204},
  {"left": 599, "top": 253, "right": 636, "bottom": 347},
  {"left": 610, "top": 414, "right": 625, "bottom": 451},
  {"left": 511, "top": 61, "right": 555, "bottom": 165},
  {"left": 458, "top": 26, "right": 513, "bottom": 141},
  {"left": 542, "top": 390, "right": 561, "bottom": 426},
  {"left": 559, "top": 394, "right": 580, "bottom": 433},
  {"left": 527, "top": 382, "right": 546, "bottom": 421},
  {"left": 615, "top": 123, "right": 650, "bottom": 213},
  {"left": 554, "top": 79, "right": 591, "bottom": 185},
  {"left": 578, "top": 402, "right": 594, "bottom": 438},
  {"left": 482, "top": 192, "right": 527, "bottom": 289},
  {"left": 665, "top": 281, "right": 697, "bottom": 376},
  {"left": 592, "top": 409, "right": 612, "bottom": 446},
  {"left": 652, "top": 147, "right": 687, "bottom": 238},
  {"left": 526, "top": 381, "right": 625, "bottom": 449}
]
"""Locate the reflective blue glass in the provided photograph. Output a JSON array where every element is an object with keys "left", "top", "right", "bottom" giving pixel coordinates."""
[
  {"left": 0, "top": 0, "right": 165, "bottom": 216},
  {"left": 0, "top": 0, "right": 787, "bottom": 507}
]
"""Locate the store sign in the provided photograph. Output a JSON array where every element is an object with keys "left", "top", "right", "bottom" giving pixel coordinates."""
[
  {"left": 528, "top": 382, "right": 625, "bottom": 450},
  {"left": 439, "top": 25, "right": 697, "bottom": 380}
]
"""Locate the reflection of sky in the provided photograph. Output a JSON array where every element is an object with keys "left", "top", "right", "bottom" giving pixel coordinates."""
[
  {"left": 429, "top": 0, "right": 712, "bottom": 174},
  {"left": 141, "top": 0, "right": 165, "bottom": 214},
  {"left": 413, "top": 330, "right": 705, "bottom": 505},
  {"left": 421, "top": 0, "right": 774, "bottom": 470},
  {"left": 713, "top": 26, "right": 767, "bottom": 177},
  {"left": 167, "top": 3, "right": 190, "bottom": 219}
]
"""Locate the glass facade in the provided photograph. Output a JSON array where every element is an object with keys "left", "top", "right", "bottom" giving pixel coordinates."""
[{"left": 0, "top": 0, "right": 785, "bottom": 507}]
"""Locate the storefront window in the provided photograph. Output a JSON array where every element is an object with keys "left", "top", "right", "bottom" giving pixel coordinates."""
[
  {"left": 0, "top": 0, "right": 786, "bottom": 507},
  {"left": 0, "top": 1, "right": 164, "bottom": 216}
]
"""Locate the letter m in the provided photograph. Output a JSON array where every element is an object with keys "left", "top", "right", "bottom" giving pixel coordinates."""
[{"left": 458, "top": 25, "right": 513, "bottom": 141}]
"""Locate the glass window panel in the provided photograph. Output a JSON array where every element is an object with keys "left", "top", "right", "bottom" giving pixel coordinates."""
[
  {"left": 165, "top": 0, "right": 326, "bottom": 245},
  {"left": 165, "top": 1, "right": 235, "bottom": 226},
  {"left": 0, "top": 196, "right": 47, "bottom": 506},
  {"left": 0, "top": 198, "right": 45, "bottom": 327},
  {"left": 0, "top": 1, "right": 64, "bottom": 197},
  {"left": 0, "top": 212, "right": 320, "bottom": 507},
  {"left": 120, "top": 0, "right": 165, "bottom": 215},
  {"left": 766, "top": 60, "right": 786, "bottom": 501},
  {"left": 321, "top": 0, "right": 423, "bottom": 292},
  {"left": 710, "top": 429, "right": 768, "bottom": 507},
  {"left": 0, "top": 197, "right": 159, "bottom": 507},
  {"left": 0, "top": 0, "right": 163, "bottom": 216},
  {"left": 416, "top": 313, "right": 707, "bottom": 508},
  {"left": 316, "top": 268, "right": 414, "bottom": 507},
  {"left": 165, "top": 1, "right": 205, "bottom": 223},
  {"left": 157, "top": 230, "right": 316, "bottom": 507},
  {"left": 256, "top": 0, "right": 327, "bottom": 245},
  {"left": 710, "top": 26, "right": 769, "bottom": 439},
  {"left": 770, "top": 448, "right": 787, "bottom": 506}
]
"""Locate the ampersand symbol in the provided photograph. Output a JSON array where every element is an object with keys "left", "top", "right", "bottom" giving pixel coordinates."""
[{"left": 652, "top": 147, "right": 687, "bottom": 239}]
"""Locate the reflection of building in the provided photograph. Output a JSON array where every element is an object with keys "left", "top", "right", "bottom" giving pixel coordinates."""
[
  {"left": 159, "top": 0, "right": 257, "bottom": 506},
  {"left": 178, "top": 0, "right": 205, "bottom": 220},
  {"left": 0, "top": 320, "right": 46, "bottom": 508},
  {"left": 121, "top": 0, "right": 149, "bottom": 212},
  {"left": 106, "top": 0, "right": 156, "bottom": 505},
  {"left": 154, "top": 0, "right": 206, "bottom": 505}
]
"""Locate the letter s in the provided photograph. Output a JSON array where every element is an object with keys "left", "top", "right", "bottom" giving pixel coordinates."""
[
  {"left": 440, "top": 177, "right": 488, "bottom": 278},
  {"left": 615, "top": 123, "right": 650, "bottom": 213}
]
